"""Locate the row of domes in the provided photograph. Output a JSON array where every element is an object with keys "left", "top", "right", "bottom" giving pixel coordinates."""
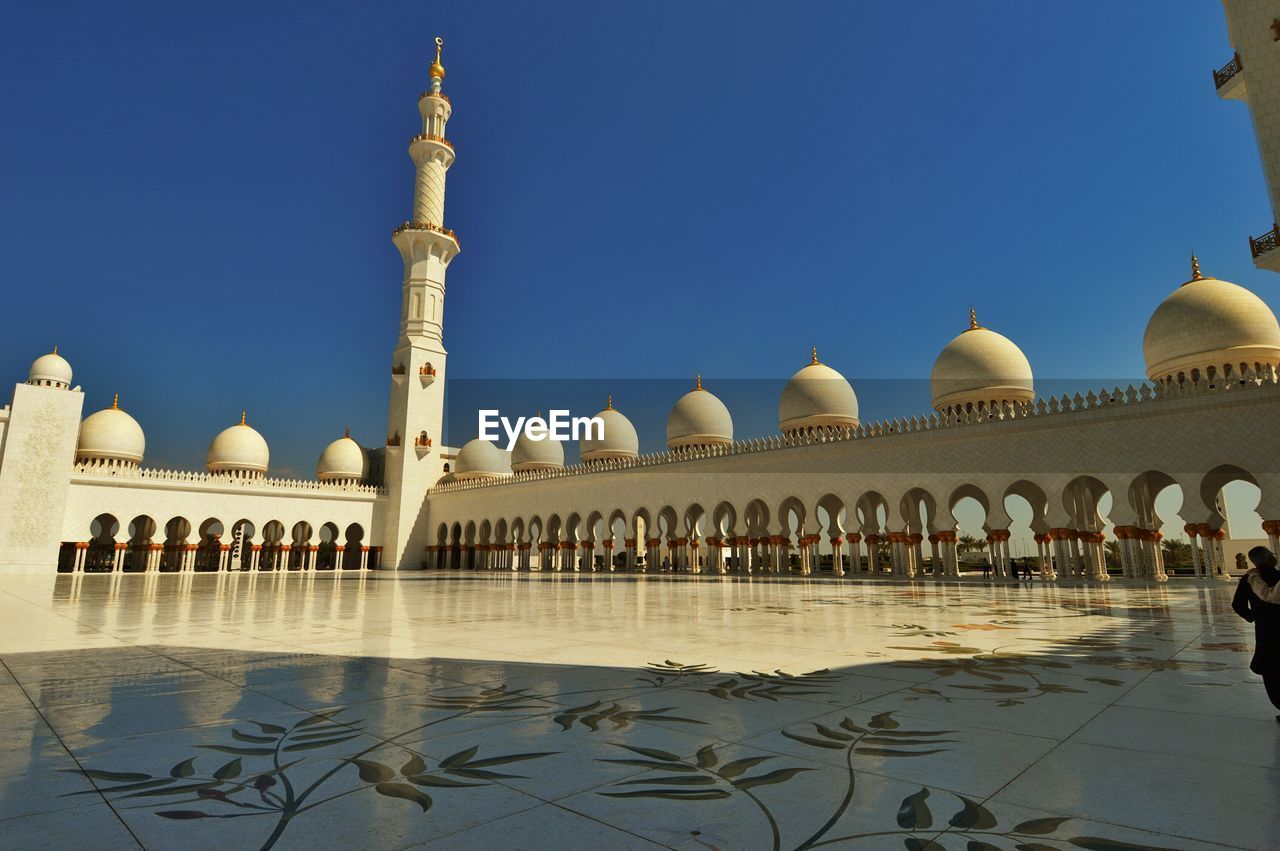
[
  {"left": 30, "top": 362, "right": 365, "bottom": 481},
  {"left": 28, "top": 257, "right": 1280, "bottom": 482},
  {"left": 451, "top": 258, "right": 1280, "bottom": 478}
]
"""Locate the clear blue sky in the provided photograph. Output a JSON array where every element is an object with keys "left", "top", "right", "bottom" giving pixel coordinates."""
[{"left": 0, "top": 1, "right": 1266, "bottom": 478}]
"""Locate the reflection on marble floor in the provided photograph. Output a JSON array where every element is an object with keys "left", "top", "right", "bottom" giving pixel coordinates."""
[{"left": 0, "top": 573, "right": 1274, "bottom": 849}]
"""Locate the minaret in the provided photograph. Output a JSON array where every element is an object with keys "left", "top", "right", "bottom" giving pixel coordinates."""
[
  {"left": 380, "top": 37, "right": 460, "bottom": 568},
  {"left": 1217, "top": 1, "right": 1280, "bottom": 272}
]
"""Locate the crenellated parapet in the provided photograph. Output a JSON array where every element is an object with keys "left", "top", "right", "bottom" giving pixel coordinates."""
[
  {"left": 71, "top": 464, "right": 387, "bottom": 496},
  {"left": 429, "top": 368, "right": 1280, "bottom": 494}
]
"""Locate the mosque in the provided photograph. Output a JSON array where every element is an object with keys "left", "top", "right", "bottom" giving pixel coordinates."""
[{"left": 4, "top": 7, "right": 1280, "bottom": 581}]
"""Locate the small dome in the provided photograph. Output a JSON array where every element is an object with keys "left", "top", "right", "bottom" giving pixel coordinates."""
[
  {"left": 453, "top": 438, "right": 507, "bottom": 479},
  {"left": 76, "top": 395, "right": 144, "bottom": 466},
  {"left": 780, "top": 349, "right": 859, "bottom": 434},
  {"left": 667, "top": 376, "right": 733, "bottom": 449},
  {"left": 317, "top": 430, "right": 367, "bottom": 482},
  {"left": 28, "top": 347, "right": 72, "bottom": 388},
  {"left": 931, "top": 310, "right": 1034, "bottom": 413},
  {"left": 511, "top": 414, "right": 565, "bottom": 473},
  {"left": 206, "top": 413, "right": 270, "bottom": 476},
  {"left": 1142, "top": 257, "right": 1280, "bottom": 382},
  {"left": 581, "top": 397, "right": 639, "bottom": 462}
]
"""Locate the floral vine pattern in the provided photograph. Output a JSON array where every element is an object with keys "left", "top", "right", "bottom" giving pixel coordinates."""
[{"left": 63, "top": 636, "right": 1215, "bottom": 850}]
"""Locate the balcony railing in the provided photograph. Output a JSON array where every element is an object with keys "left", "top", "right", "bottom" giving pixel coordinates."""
[
  {"left": 1250, "top": 223, "right": 1279, "bottom": 259},
  {"left": 1214, "top": 52, "right": 1243, "bottom": 90},
  {"left": 392, "top": 221, "right": 459, "bottom": 243},
  {"left": 411, "top": 133, "right": 453, "bottom": 151}
]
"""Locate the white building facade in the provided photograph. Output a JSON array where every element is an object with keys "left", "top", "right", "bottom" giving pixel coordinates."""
[{"left": 2, "top": 24, "right": 1280, "bottom": 581}]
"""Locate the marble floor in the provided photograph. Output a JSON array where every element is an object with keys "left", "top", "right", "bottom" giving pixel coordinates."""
[{"left": 0, "top": 572, "right": 1274, "bottom": 850}]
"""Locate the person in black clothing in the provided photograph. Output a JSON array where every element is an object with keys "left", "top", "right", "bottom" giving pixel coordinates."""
[{"left": 1233, "top": 545, "right": 1280, "bottom": 722}]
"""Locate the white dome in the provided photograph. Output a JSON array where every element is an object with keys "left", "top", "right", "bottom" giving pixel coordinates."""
[
  {"left": 511, "top": 415, "right": 565, "bottom": 472},
  {"left": 780, "top": 350, "right": 859, "bottom": 433},
  {"left": 206, "top": 414, "right": 270, "bottom": 476},
  {"left": 76, "top": 397, "right": 145, "bottom": 466},
  {"left": 581, "top": 399, "right": 639, "bottom": 462},
  {"left": 1142, "top": 259, "right": 1280, "bottom": 382},
  {"left": 28, "top": 347, "right": 72, "bottom": 388},
  {"left": 316, "top": 431, "right": 367, "bottom": 482},
  {"left": 931, "top": 311, "right": 1034, "bottom": 412},
  {"left": 667, "top": 377, "right": 733, "bottom": 449},
  {"left": 453, "top": 438, "right": 507, "bottom": 479}
]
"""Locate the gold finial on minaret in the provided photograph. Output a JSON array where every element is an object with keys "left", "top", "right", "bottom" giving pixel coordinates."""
[
  {"left": 1190, "top": 253, "right": 1203, "bottom": 281},
  {"left": 605, "top": 395, "right": 613, "bottom": 411},
  {"left": 811, "top": 346, "right": 820, "bottom": 365},
  {"left": 695, "top": 373, "right": 703, "bottom": 391},
  {"left": 968, "top": 306, "right": 980, "bottom": 330},
  {"left": 52, "top": 345, "right": 59, "bottom": 355},
  {"left": 112, "top": 393, "right": 119, "bottom": 409},
  {"left": 239, "top": 410, "right": 247, "bottom": 426},
  {"left": 429, "top": 36, "right": 446, "bottom": 80}
]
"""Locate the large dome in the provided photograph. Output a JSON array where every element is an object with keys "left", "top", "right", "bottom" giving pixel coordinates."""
[
  {"left": 76, "top": 395, "right": 145, "bottom": 467},
  {"left": 581, "top": 397, "right": 639, "bottom": 462},
  {"left": 511, "top": 414, "right": 565, "bottom": 472},
  {"left": 1142, "top": 258, "right": 1280, "bottom": 383},
  {"left": 28, "top": 347, "right": 72, "bottom": 388},
  {"left": 453, "top": 438, "right": 507, "bottom": 479},
  {"left": 931, "top": 310, "right": 1034, "bottom": 413},
  {"left": 780, "top": 349, "right": 859, "bottom": 434},
  {"left": 316, "top": 430, "right": 367, "bottom": 482},
  {"left": 667, "top": 376, "right": 733, "bottom": 449},
  {"left": 206, "top": 413, "right": 270, "bottom": 477}
]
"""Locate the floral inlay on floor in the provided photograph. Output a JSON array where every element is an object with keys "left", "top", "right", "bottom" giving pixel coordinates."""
[{"left": 0, "top": 572, "right": 1271, "bottom": 849}]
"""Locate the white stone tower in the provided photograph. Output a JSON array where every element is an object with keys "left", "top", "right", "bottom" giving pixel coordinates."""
[
  {"left": 1217, "top": 0, "right": 1280, "bottom": 271},
  {"left": 380, "top": 38, "right": 459, "bottom": 568}
]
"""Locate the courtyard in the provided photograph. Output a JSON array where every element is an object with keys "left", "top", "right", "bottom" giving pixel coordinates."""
[{"left": 0, "top": 573, "right": 1273, "bottom": 849}]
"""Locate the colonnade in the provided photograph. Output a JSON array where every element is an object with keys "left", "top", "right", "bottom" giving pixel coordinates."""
[{"left": 60, "top": 540, "right": 380, "bottom": 573}]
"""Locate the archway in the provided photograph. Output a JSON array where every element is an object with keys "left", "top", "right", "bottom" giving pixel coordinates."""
[
  {"left": 290, "top": 521, "right": 314, "bottom": 570},
  {"left": 161, "top": 516, "right": 191, "bottom": 572},
  {"left": 343, "top": 523, "right": 364, "bottom": 570},
  {"left": 124, "top": 515, "right": 156, "bottom": 573},
  {"left": 230, "top": 519, "right": 256, "bottom": 571},
  {"left": 253, "top": 520, "right": 280, "bottom": 571},
  {"left": 86, "top": 513, "right": 120, "bottom": 573},
  {"left": 1061, "top": 476, "right": 1112, "bottom": 580},
  {"left": 317, "top": 522, "right": 339, "bottom": 570},
  {"left": 815, "top": 494, "right": 846, "bottom": 574},
  {"left": 196, "top": 518, "right": 224, "bottom": 572}
]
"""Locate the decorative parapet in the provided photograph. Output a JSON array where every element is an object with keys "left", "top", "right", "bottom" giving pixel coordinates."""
[
  {"left": 428, "top": 367, "right": 1280, "bottom": 495},
  {"left": 1250, "top": 223, "right": 1279, "bottom": 259},
  {"left": 1214, "top": 52, "right": 1242, "bottom": 90},
  {"left": 71, "top": 464, "right": 387, "bottom": 496}
]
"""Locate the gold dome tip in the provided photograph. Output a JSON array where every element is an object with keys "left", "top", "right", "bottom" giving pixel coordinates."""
[
  {"left": 811, "top": 346, "right": 820, "bottom": 365},
  {"left": 111, "top": 393, "right": 119, "bottom": 409},
  {"left": 1191, "top": 253, "right": 1203, "bottom": 281},
  {"left": 52, "top": 345, "right": 58, "bottom": 355},
  {"left": 605, "top": 395, "right": 613, "bottom": 411},
  {"left": 429, "top": 36, "right": 446, "bottom": 79},
  {"left": 695, "top": 373, "right": 703, "bottom": 391},
  {"left": 344, "top": 426, "right": 350, "bottom": 438},
  {"left": 239, "top": 410, "right": 247, "bottom": 426},
  {"left": 968, "top": 306, "right": 980, "bottom": 331}
]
